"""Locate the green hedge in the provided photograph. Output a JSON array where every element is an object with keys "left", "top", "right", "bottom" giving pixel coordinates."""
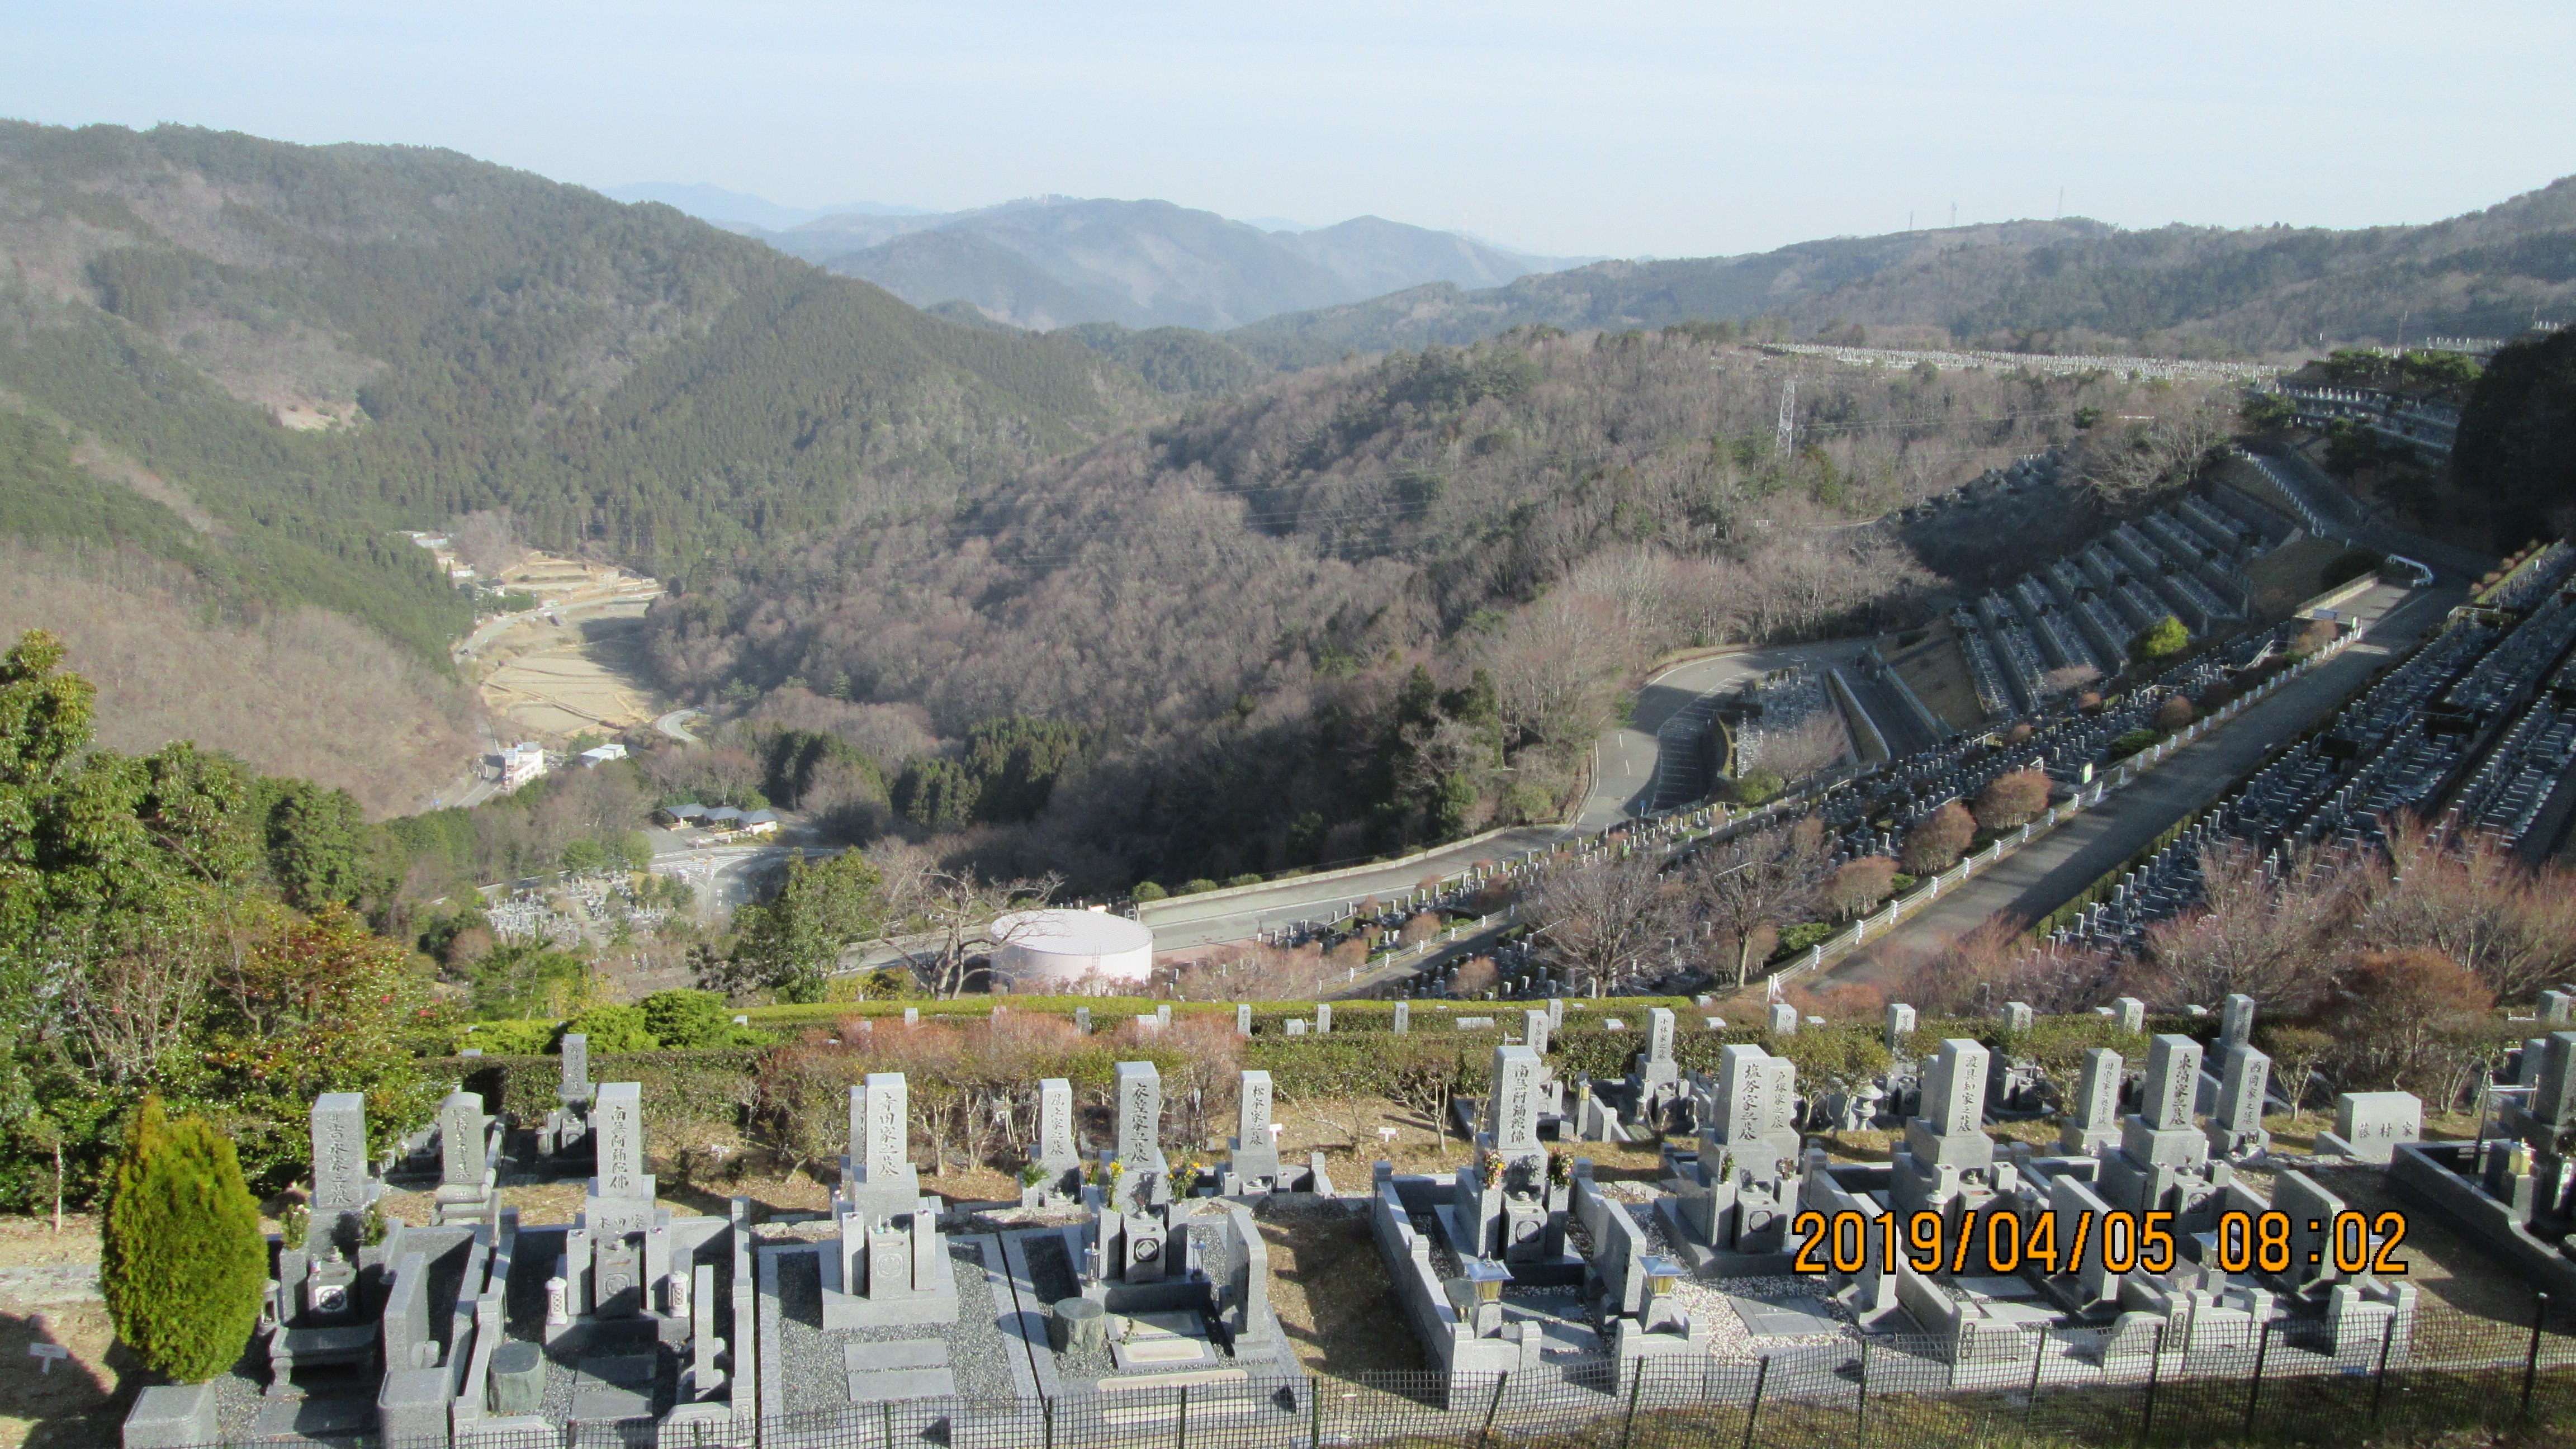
[{"left": 427, "top": 1014, "right": 2214, "bottom": 1122}]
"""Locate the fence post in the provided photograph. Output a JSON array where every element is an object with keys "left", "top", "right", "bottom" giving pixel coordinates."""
[
  {"left": 2244, "top": 1319, "right": 2274, "bottom": 1438},
  {"left": 1617, "top": 1359, "right": 1645, "bottom": 1449},
  {"left": 2522, "top": 1290, "right": 2550, "bottom": 1420},
  {"left": 1855, "top": 1337, "right": 1871, "bottom": 1448},
  {"left": 2025, "top": 1327, "right": 2048, "bottom": 1428},
  {"left": 1175, "top": 1382, "right": 1187, "bottom": 1449},
  {"left": 2370, "top": 1310, "right": 2395, "bottom": 1424},
  {"left": 1310, "top": 1374, "right": 1322, "bottom": 1449},
  {"left": 882, "top": 1398, "right": 895, "bottom": 1449},
  {"left": 1476, "top": 1372, "right": 1509, "bottom": 1449},
  {"left": 1741, "top": 1356, "right": 1769, "bottom": 1449},
  {"left": 2138, "top": 1321, "right": 2165, "bottom": 1447}
]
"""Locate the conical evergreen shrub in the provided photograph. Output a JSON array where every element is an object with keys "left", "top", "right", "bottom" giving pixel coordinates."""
[{"left": 101, "top": 1097, "right": 267, "bottom": 1383}]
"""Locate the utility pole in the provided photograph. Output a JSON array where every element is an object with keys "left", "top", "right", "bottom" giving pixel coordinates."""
[{"left": 1775, "top": 377, "right": 1797, "bottom": 458}]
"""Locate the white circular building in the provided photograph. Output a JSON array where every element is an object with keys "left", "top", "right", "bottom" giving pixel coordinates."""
[{"left": 989, "top": 908, "right": 1155, "bottom": 991}]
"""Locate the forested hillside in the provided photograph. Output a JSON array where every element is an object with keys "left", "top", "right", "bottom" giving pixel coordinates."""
[
  {"left": 0, "top": 122, "right": 1158, "bottom": 631},
  {"left": 644, "top": 329, "right": 2231, "bottom": 888},
  {"left": 1230, "top": 181, "right": 2576, "bottom": 368},
  {"left": 0, "top": 541, "right": 480, "bottom": 815},
  {"left": 0, "top": 121, "right": 1178, "bottom": 803}
]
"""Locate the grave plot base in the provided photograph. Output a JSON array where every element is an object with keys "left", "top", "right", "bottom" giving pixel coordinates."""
[
  {"left": 1649, "top": 1197, "right": 1797, "bottom": 1277},
  {"left": 2388, "top": 1142, "right": 2576, "bottom": 1298},
  {"left": 121, "top": 1384, "right": 216, "bottom": 1449},
  {"left": 820, "top": 1258, "right": 962, "bottom": 1330}
]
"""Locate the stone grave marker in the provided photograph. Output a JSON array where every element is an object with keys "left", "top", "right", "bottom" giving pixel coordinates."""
[
  {"left": 2322, "top": 1092, "right": 2421, "bottom": 1163},
  {"left": 2060, "top": 1047, "right": 2123, "bottom": 1155}
]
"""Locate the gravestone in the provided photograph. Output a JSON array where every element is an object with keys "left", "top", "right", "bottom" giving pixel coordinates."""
[
  {"left": 309, "top": 1092, "right": 373, "bottom": 1240},
  {"left": 292, "top": 1093, "right": 374, "bottom": 1325},
  {"left": 1668, "top": 1045, "right": 1800, "bottom": 1261},
  {"left": 559, "top": 1034, "right": 593, "bottom": 1104},
  {"left": 2113, "top": 997, "right": 2147, "bottom": 1034},
  {"left": 1314, "top": 1003, "right": 1332, "bottom": 1034},
  {"left": 1392, "top": 1001, "right": 1410, "bottom": 1034},
  {"left": 1235, "top": 1004, "right": 1251, "bottom": 1035},
  {"left": 1548, "top": 997, "right": 1564, "bottom": 1030},
  {"left": 2001, "top": 1001, "right": 2033, "bottom": 1033},
  {"left": 432, "top": 1090, "right": 497, "bottom": 1224},
  {"left": 1635, "top": 1007, "right": 1680, "bottom": 1105},
  {"left": 2220, "top": 994, "right": 2258, "bottom": 1052},
  {"left": 2059, "top": 1047, "right": 2124, "bottom": 1155},
  {"left": 1476, "top": 1045, "right": 1557, "bottom": 1262},
  {"left": 843, "top": 1074, "right": 921, "bottom": 1215},
  {"left": 903, "top": 1007, "right": 919, "bottom": 1026},
  {"left": 1886, "top": 1002, "right": 1916, "bottom": 1049},
  {"left": 1076, "top": 1007, "right": 1092, "bottom": 1035},
  {"left": 1891, "top": 1039, "right": 2012, "bottom": 1222},
  {"left": 2206, "top": 1045, "right": 2272, "bottom": 1162},
  {"left": 580, "top": 1083, "right": 660, "bottom": 1318},
  {"left": 1225, "top": 1070, "right": 1282, "bottom": 1192},
  {"left": 1484, "top": 1046, "right": 1546, "bottom": 1167},
  {"left": 2541, "top": 991, "right": 2572, "bottom": 1026},
  {"left": 1766, "top": 1003, "right": 1799, "bottom": 1036},
  {"left": 2321, "top": 1092, "right": 2421, "bottom": 1164},
  {"left": 1022, "top": 1078, "right": 1082, "bottom": 1206},
  {"left": 1155, "top": 1004, "right": 1173, "bottom": 1029},
  {"left": 1115, "top": 1061, "right": 1167, "bottom": 1172},
  {"left": 1285, "top": 1020, "right": 1308, "bottom": 1036},
  {"left": 1523, "top": 1008, "right": 1550, "bottom": 1055},
  {"left": 2094, "top": 1034, "right": 2226, "bottom": 1230}
]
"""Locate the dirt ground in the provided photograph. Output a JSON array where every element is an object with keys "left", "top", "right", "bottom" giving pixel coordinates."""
[
  {"left": 2245, "top": 535, "right": 2352, "bottom": 618},
  {"left": 1890, "top": 621, "right": 1991, "bottom": 731},
  {"left": 0, "top": 1218, "right": 123, "bottom": 1449},
  {"left": 472, "top": 604, "right": 661, "bottom": 744}
]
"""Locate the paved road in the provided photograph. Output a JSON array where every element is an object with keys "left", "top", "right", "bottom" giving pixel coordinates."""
[
  {"left": 1140, "top": 826, "right": 1568, "bottom": 951},
  {"left": 655, "top": 708, "right": 706, "bottom": 745},
  {"left": 1824, "top": 580, "right": 2464, "bottom": 985},
  {"left": 1579, "top": 641, "right": 1863, "bottom": 827}
]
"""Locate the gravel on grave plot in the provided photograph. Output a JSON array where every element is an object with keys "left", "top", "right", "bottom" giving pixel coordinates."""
[
  {"left": 1666, "top": 1275, "right": 1860, "bottom": 1359},
  {"left": 771, "top": 1240, "right": 1017, "bottom": 1412}
]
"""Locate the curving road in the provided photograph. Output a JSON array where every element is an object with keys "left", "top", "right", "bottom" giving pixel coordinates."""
[
  {"left": 1580, "top": 641, "right": 1867, "bottom": 828},
  {"left": 1144, "top": 637, "right": 1876, "bottom": 950}
]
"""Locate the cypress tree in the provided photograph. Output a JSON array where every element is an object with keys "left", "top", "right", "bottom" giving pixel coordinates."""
[{"left": 101, "top": 1098, "right": 268, "bottom": 1384}]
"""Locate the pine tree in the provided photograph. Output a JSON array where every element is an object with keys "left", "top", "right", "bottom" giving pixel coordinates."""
[{"left": 101, "top": 1098, "right": 268, "bottom": 1384}]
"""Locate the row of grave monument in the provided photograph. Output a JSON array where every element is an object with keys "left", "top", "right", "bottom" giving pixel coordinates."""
[
  {"left": 1369, "top": 1011, "right": 2427, "bottom": 1392},
  {"left": 132, "top": 1046, "right": 1325, "bottom": 1449}
]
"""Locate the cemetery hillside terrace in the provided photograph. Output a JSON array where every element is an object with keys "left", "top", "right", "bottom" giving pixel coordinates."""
[{"left": 15, "top": 126, "right": 2576, "bottom": 1449}]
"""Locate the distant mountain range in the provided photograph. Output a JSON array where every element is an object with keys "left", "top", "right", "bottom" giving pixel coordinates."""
[
  {"left": 601, "top": 182, "right": 935, "bottom": 229},
  {"left": 611, "top": 186, "right": 1595, "bottom": 332},
  {"left": 1227, "top": 183, "right": 2576, "bottom": 367}
]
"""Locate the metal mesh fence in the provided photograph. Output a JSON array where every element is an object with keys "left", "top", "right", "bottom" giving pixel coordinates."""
[{"left": 191, "top": 1298, "right": 2576, "bottom": 1449}]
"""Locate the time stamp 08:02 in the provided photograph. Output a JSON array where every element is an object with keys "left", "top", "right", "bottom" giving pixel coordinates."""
[{"left": 1788, "top": 1207, "right": 2412, "bottom": 1277}]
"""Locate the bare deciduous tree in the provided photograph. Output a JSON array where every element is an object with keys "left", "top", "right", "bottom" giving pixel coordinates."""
[
  {"left": 1529, "top": 855, "right": 1678, "bottom": 996},
  {"left": 1688, "top": 817, "right": 1830, "bottom": 989}
]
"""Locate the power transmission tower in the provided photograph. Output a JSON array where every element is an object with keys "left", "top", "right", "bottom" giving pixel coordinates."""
[{"left": 1775, "top": 377, "right": 1797, "bottom": 457}]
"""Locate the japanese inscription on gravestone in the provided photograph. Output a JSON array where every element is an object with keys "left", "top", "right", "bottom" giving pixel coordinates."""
[
  {"left": 1115, "top": 1061, "right": 1161, "bottom": 1161},
  {"left": 2141, "top": 1035, "right": 2200, "bottom": 1131},
  {"left": 1486, "top": 1046, "right": 1543, "bottom": 1156},
  {"left": 439, "top": 1092, "right": 484, "bottom": 1185},
  {"left": 311, "top": 1093, "right": 369, "bottom": 1214},
  {"left": 862, "top": 1074, "right": 908, "bottom": 1173}
]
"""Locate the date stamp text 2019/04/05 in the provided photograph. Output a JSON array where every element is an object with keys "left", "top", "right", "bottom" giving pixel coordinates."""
[{"left": 1788, "top": 1208, "right": 2411, "bottom": 1277}]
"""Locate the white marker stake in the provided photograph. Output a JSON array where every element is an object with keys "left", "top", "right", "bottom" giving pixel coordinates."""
[{"left": 29, "top": 1343, "right": 68, "bottom": 1373}]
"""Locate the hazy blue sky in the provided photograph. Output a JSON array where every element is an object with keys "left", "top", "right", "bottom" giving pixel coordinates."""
[{"left": 10, "top": 2, "right": 2572, "bottom": 257}]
